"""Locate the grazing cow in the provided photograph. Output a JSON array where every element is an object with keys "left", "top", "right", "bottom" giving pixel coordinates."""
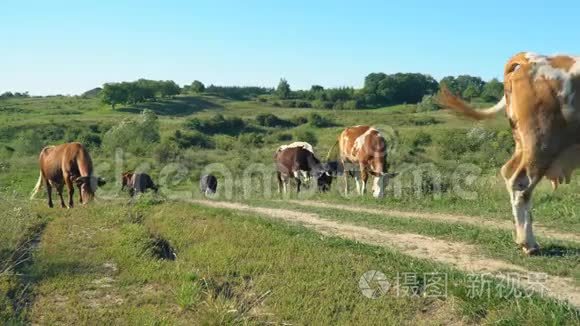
[
  {"left": 276, "top": 142, "right": 315, "bottom": 182},
  {"left": 274, "top": 146, "right": 332, "bottom": 193},
  {"left": 339, "top": 126, "right": 397, "bottom": 198},
  {"left": 121, "top": 172, "right": 158, "bottom": 196},
  {"left": 31, "top": 142, "right": 106, "bottom": 208},
  {"left": 200, "top": 174, "right": 218, "bottom": 195},
  {"left": 276, "top": 141, "right": 315, "bottom": 154},
  {"left": 438, "top": 52, "right": 580, "bottom": 255}
]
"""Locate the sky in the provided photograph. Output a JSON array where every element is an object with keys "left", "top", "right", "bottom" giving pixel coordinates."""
[{"left": 2, "top": 0, "right": 580, "bottom": 96}]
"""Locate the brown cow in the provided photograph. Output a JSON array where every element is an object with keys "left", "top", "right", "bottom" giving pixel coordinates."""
[
  {"left": 339, "top": 125, "right": 396, "bottom": 198},
  {"left": 31, "top": 142, "right": 106, "bottom": 208},
  {"left": 438, "top": 52, "right": 580, "bottom": 255}
]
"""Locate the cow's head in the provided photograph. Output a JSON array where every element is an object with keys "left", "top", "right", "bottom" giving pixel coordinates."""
[
  {"left": 121, "top": 171, "right": 134, "bottom": 191},
  {"left": 312, "top": 163, "right": 334, "bottom": 192},
  {"left": 372, "top": 172, "right": 398, "bottom": 198},
  {"left": 74, "top": 176, "right": 106, "bottom": 203}
]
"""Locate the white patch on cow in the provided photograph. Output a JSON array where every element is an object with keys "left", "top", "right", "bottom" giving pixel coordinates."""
[
  {"left": 372, "top": 175, "right": 384, "bottom": 198},
  {"left": 525, "top": 54, "right": 580, "bottom": 122},
  {"left": 277, "top": 142, "right": 314, "bottom": 153},
  {"left": 352, "top": 128, "right": 377, "bottom": 155},
  {"left": 524, "top": 52, "right": 549, "bottom": 65}
]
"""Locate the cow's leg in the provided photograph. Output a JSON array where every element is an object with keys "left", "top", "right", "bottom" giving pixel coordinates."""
[
  {"left": 45, "top": 180, "right": 54, "bottom": 208},
  {"left": 501, "top": 155, "right": 540, "bottom": 254},
  {"left": 56, "top": 184, "right": 66, "bottom": 208},
  {"left": 64, "top": 175, "right": 75, "bottom": 208},
  {"left": 277, "top": 172, "right": 283, "bottom": 194},
  {"left": 296, "top": 177, "right": 302, "bottom": 193},
  {"left": 359, "top": 166, "right": 368, "bottom": 195}
]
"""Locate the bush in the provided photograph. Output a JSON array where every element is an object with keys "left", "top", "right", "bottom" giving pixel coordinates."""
[
  {"left": 102, "top": 109, "right": 160, "bottom": 155},
  {"left": 312, "top": 99, "right": 333, "bottom": 109},
  {"left": 293, "top": 130, "right": 317, "bottom": 146},
  {"left": 290, "top": 116, "right": 308, "bottom": 125},
  {"left": 12, "top": 130, "right": 43, "bottom": 155},
  {"left": 416, "top": 95, "right": 439, "bottom": 112},
  {"left": 255, "top": 114, "right": 293, "bottom": 128},
  {"left": 186, "top": 114, "right": 246, "bottom": 135},
  {"left": 295, "top": 100, "right": 311, "bottom": 108},
  {"left": 343, "top": 99, "right": 362, "bottom": 110},
  {"left": 238, "top": 133, "right": 264, "bottom": 147},
  {"left": 170, "top": 130, "right": 214, "bottom": 149},
  {"left": 411, "top": 117, "right": 440, "bottom": 126},
  {"left": 308, "top": 113, "right": 335, "bottom": 128},
  {"left": 213, "top": 135, "right": 236, "bottom": 150},
  {"left": 412, "top": 132, "right": 432, "bottom": 147},
  {"left": 78, "top": 133, "right": 102, "bottom": 150},
  {"left": 153, "top": 140, "right": 180, "bottom": 163}
]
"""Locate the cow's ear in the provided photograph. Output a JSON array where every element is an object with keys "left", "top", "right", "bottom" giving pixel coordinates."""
[
  {"left": 97, "top": 177, "right": 107, "bottom": 187},
  {"left": 387, "top": 172, "right": 399, "bottom": 178},
  {"left": 74, "top": 176, "right": 90, "bottom": 186}
]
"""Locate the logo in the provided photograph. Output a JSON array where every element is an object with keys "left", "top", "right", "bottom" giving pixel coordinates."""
[{"left": 359, "top": 270, "right": 390, "bottom": 299}]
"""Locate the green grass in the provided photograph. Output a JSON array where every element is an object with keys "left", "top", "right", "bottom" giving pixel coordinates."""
[{"left": 4, "top": 201, "right": 577, "bottom": 324}]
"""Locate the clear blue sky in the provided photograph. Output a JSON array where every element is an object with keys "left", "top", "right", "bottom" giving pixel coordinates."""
[{"left": 3, "top": 0, "right": 580, "bottom": 95}]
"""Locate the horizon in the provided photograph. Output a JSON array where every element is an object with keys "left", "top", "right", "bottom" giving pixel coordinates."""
[{"left": 3, "top": 0, "right": 580, "bottom": 96}]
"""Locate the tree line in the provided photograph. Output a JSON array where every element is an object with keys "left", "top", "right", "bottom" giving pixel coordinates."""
[
  {"left": 96, "top": 73, "right": 503, "bottom": 110},
  {"left": 100, "top": 79, "right": 181, "bottom": 109}
]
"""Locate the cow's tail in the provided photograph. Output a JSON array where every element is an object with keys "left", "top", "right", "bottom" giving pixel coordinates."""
[
  {"left": 30, "top": 171, "right": 43, "bottom": 199},
  {"left": 325, "top": 140, "right": 339, "bottom": 161},
  {"left": 437, "top": 86, "right": 506, "bottom": 120}
]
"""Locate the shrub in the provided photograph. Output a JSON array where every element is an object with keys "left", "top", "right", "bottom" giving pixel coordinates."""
[
  {"left": 186, "top": 114, "right": 246, "bottom": 135},
  {"left": 102, "top": 109, "right": 160, "bottom": 155},
  {"left": 293, "top": 130, "right": 317, "bottom": 146},
  {"left": 170, "top": 130, "right": 214, "bottom": 149},
  {"left": 238, "top": 133, "right": 264, "bottom": 147},
  {"left": 416, "top": 95, "right": 439, "bottom": 112},
  {"left": 290, "top": 116, "right": 308, "bottom": 125},
  {"left": 213, "top": 135, "right": 236, "bottom": 150},
  {"left": 312, "top": 99, "right": 333, "bottom": 109},
  {"left": 412, "top": 132, "right": 432, "bottom": 147},
  {"left": 308, "top": 113, "right": 335, "bottom": 128},
  {"left": 343, "top": 99, "right": 362, "bottom": 110},
  {"left": 411, "top": 117, "right": 439, "bottom": 126},
  {"left": 255, "top": 114, "right": 293, "bottom": 128},
  {"left": 153, "top": 140, "right": 180, "bottom": 163},
  {"left": 12, "top": 130, "right": 43, "bottom": 155}
]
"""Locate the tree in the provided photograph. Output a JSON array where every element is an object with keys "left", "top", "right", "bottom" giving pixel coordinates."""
[
  {"left": 481, "top": 78, "right": 504, "bottom": 102},
  {"left": 101, "top": 83, "right": 128, "bottom": 109},
  {"left": 276, "top": 78, "right": 291, "bottom": 99},
  {"left": 190, "top": 80, "right": 205, "bottom": 93},
  {"left": 462, "top": 84, "right": 480, "bottom": 100},
  {"left": 159, "top": 80, "right": 180, "bottom": 98}
]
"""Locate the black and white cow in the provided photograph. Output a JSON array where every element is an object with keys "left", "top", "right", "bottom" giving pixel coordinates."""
[{"left": 200, "top": 174, "right": 218, "bottom": 196}]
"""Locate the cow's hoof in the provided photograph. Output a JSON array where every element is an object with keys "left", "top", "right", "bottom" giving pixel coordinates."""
[{"left": 522, "top": 245, "right": 541, "bottom": 256}]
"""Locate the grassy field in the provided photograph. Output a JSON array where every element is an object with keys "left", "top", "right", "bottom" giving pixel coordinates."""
[{"left": 1, "top": 94, "right": 579, "bottom": 324}]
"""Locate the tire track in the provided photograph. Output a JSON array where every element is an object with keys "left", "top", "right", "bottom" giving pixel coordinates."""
[
  {"left": 191, "top": 199, "right": 580, "bottom": 308},
  {"left": 287, "top": 200, "right": 580, "bottom": 244}
]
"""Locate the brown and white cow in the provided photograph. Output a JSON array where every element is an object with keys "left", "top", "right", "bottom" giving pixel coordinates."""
[
  {"left": 31, "top": 142, "right": 106, "bottom": 208},
  {"left": 339, "top": 125, "right": 396, "bottom": 198},
  {"left": 275, "top": 145, "right": 332, "bottom": 194},
  {"left": 438, "top": 52, "right": 580, "bottom": 255}
]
